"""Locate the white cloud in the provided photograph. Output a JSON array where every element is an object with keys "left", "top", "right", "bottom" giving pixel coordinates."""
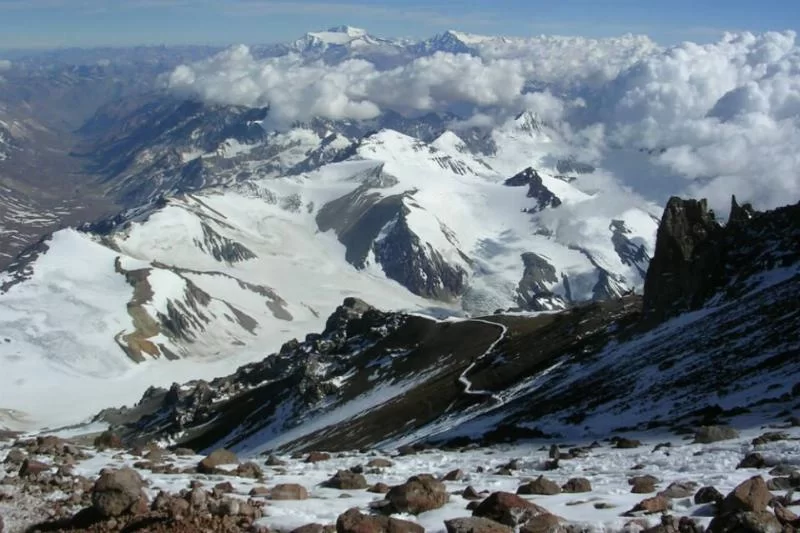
[
  {"left": 0, "top": 59, "right": 11, "bottom": 71},
  {"left": 165, "top": 30, "right": 800, "bottom": 213}
]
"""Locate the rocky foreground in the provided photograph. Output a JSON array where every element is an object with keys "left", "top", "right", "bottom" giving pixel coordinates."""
[{"left": 2, "top": 422, "right": 800, "bottom": 532}]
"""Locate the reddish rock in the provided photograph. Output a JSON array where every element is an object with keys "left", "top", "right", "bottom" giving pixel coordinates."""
[
  {"left": 519, "top": 514, "right": 565, "bottom": 533},
  {"left": 91, "top": 467, "right": 146, "bottom": 518},
  {"left": 325, "top": 470, "right": 368, "bottom": 490},
  {"left": 368, "top": 483, "right": 391, "bottom": 494},
  {"left": 629, "top": 476, "right": 658, "bottom": 494},
  {"left": 291, "top": 524, "right": 336, "bottom": 533},
  {"left": 561, "top": 478, "right": 592, "bottom": 493},
  {"left": 720, "top": 476, "right": 772, "bottom": 514},
  {"left": 472, "top": 492, "right": 552, "bottom": 527},
  {"left": 367, "top": 458, "right": 393, "bottom": 468},
  {"left": 462, "top": 486, "right": 484, "bottom": 500},
  {"left": 198, "top": 449, "right": 239, "bottom": 474},
  {"left": 444, "top": 517, "right": 513, "bottom": 533},
  {"left": 19, "top": 458, "right": 50, "bottom": 478},
  {"left": 384, "top": 475, "right": 449, "bottom": 514},
  {"left": 93, "top": 431, "right": 123, "bottom": 450},
  {"left": 517, "top": 476, "right": 561, "bottom": 496},
  {"left": 250, "top": 486, "right": 271, "bottom": 497},
  {"left": 442, "top": 469, "right": 465, "bottom": 481},
  {"left": 625, "top": 495, "right": 670, "bottom": 515},
  {"left": 336, "top": 507, "right": 423, "bottom": 533},
  {"left": 272, "top": 483, "right": 309, "bottom": 500},
  {"left": 306, "top": 452, "right": 332, "bottom": 463}
]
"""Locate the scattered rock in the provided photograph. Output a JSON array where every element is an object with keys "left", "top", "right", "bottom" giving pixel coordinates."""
[
  {"left": 693, "top": 426, "right": 739, "bottom": 444},
  {"left": 250, "top": 486, "right": 271, "bottom": 497},
  {"left": 694, "top": 486, "right": 724, "bottom": 505},
  {"left": 752, "top": 432, "right": 789, "bottom": 446},
  {"left": 517, "top": 476, "right": 561, "bottom": 495},
  {"left": 708, "top": 511, "right": 782, "bottom": 533},
  {"left": 91, "top": 467, "right": 146, "bottom": 518},
  {"left": 213, "top": 481, "right": 235, "bottom": 495},
  {"left": 198, "top": 448, "right": 239, "bottom": 474},
  {"left": 291, "top": 524, "right": 335, "bottom": 533},
  {"left": 445, "top": 516, "right": 513, "bottom": 533},
  {"left": 306, "top": 452, "right": 332, "bottom": 463},
  {"left": 472, "top": 491, "right": 552, "bottom": 527},
  {"left": 272, "top": 483, "right": 309, "bottom": 500},
  {"left": 767, "top": 477, "right": 792, "bottom": 491},
  {"left": 774, "top": 504, "right": 799, "bottom": 527},
  {"left": 368, "top": 483, "right": 390, "bottom": 494},
  {"left": 235, "top": 461, "right": 264, "bottom": 479},
  {"left": 366, "top": 458, "right": 393, "bottom": 468},
  {"left": 519, "top": 514, "right": 564, "bottom": 533},
  {"left": 615, "top": 438, "right": 642, "bottom": 449},
  {"left": 768, "top": 465, "right": 797, "bottom": 476},
  {"left": 462, "top": 486, "right": 483, "bottom": 500},
  {"left": 442, "top": 469, "right": 465, "bottom": 481},
  {"left": 3, "top": 448, "right": 25, "bottom": 465},
  {"left": 629, "top": 475, "right": 659, "bottom": 494},
  {"left": 336, "top": 507, "right": 423, "bottom": 533},
  {"left": 624, "top": 495, "right": 670, "bottom": 515},
  {"left": 737, "top": 453, "right": 767, "bottom": 469},
  {"left": 19, "top": 458, "right": 50, "bottom": 478},
  {"left": 384, "top": 475, "right": 449, "bottom": 514},
  {"left": 325, "top": 470, "right": 368, "bottom": 490},
  {"left": 720, "top": 476, "right": 772, "bottom": 514},
  {"left": 561, "top": 478, "right": 592, "bottom": 493},
  {"left": 265, "top": 454, "right": 287, "bottom": 466},
  {"left": 93, "top": 431, "right": 123, "bottom": 450},
  {"left": 658, "top": 481, "right": 698, "bottom": 499}
]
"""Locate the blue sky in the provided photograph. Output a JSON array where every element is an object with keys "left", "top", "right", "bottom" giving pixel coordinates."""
[{"left": 0, "top": 0, "right": 798, "bottom": 50}]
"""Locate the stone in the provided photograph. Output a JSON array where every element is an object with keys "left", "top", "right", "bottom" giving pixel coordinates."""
[
  {"left": 629, "top": 476, "right": 658, "bottom": 494},
  {"left": 272, "top": 483, "right": 309, "bottom": 500},
  {"left": 235, "top": 461, "right": 264, "bottom": 479},
  {"left": 708, "top": 511, "right": 782, "bottom": 533},
  {"left": 384, "top": 475, "right": 449, "bottom": 514},
  {"left": 445, "top": 517, "right": 513, "bottom": 533},
  {"left": 306, "top": 451, "right": 332, "bottom": 463},
  {"left": 462, "top": 486, "right": 483, "bottom": 500},
  {"left": 752, "top": 432, "right": 789, "bottom": 446},
  {"left": 91, "top": 467, "right": 145, "bottom": 518},
  {"left": 561, "top": 478, "right": 592, "bottom": 493},
  {"left": 694, "top": 486, "right": 724, "bottom": 505},
  {"left": 693, "top": 426, "right": 739, "bottom": 444},
  {"left": 367, "top": 458, "right": 393, "bottom": 468},
  {"left": 368, "top": 483, "right": 390, "bottom": 494},
  {"left": 615, "top": 438, "right": 642, "bottom": 449},
  {"left": 720, "top": 476, "right": 772, "bottom": 514},
  {"left": 325, "top": 470, "right": 368, "bottom": 490},
  {"left": 265, "top": 454, "right": 287, "bottom": 466},
  {"left": 18, "top": 459, "right": 50, "bottom": 478},
  {"left": 3, "top": 449, "right": 25, "bottom": 465},
  {"left": 658, "top": 481, "right": 698, "bottom": 499},
  {"left": 517, "top": 476, "right": 561, "bottom": 496},
  {"left": 250, "top": 486, "right": 271, "bottom": 497},
  {"left": 766, "top": 477, "right": 792, "bottom": 491},
  {"left": 625, "top": 495, "right": 670, "bottom": 515},
  {"left": 442, "top": 469, "right": 465, "bottom": 481},
  {"left": 188, "top": 488, "right": 207, "bottom": 508},
  {"left": 93, "top": 431, "right": 123, "bottom": 450},
  {"left": 472, "top": 492, "right": 551, "bottom": 527},
  {"left": 519, "top": 514, "right": 564, "bottom": 533},
  {"left": 198, "top": 449, "right": 239, "bottom": 473},
  {"left": 737, "top": 453, "right": 767, "bottom": 469},
  {"left": 336, "top": 507, "right": 423, "bottom": 533}
]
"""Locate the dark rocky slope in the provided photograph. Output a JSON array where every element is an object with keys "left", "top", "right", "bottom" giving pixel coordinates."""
[{"left": 101, "top": 197, "right": 800, "bottom": 453}]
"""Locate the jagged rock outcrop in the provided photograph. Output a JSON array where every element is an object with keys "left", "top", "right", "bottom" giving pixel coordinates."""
[
  {"left": 643, "top": 197, "right": 725, "bottom": 319},
  {"left": 515, "top": 253, "right": 566, "bottom": 311},
  {"left": 503, "top": 167, "right": 561, "bottom": 211}
]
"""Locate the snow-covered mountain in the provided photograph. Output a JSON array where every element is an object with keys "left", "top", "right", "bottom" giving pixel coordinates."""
[{"left": 0, "top": 106, "right": 659, "bottom": 431}]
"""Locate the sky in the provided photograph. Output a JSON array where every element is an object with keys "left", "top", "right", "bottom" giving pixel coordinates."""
[{"left": 0, "top": 0, "right": 799, "bottom": 49}]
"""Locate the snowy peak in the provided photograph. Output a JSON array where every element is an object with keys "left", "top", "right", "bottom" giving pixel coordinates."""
[{"left": 512, "top": 110, "right": 545, "bottom": 135}]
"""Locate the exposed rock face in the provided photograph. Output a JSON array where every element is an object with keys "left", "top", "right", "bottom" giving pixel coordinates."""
[
  {"left": 720, "top": 476, "right": 772, "bottom": 514},
  {"left": 643, "top": 197, "right": 724, "bottom": 319},
  {"left": 503, "top": 167, "right": 562, "bottom": 211},
  {"left": 384, "top": 475, "right": 449, "bottom": 514},
  {"left": 515, "top": 253, "right": 565, "bottom": 311}
]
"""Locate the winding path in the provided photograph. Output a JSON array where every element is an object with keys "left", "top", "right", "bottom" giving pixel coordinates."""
[{"left": 457, "top": 318, "right": 508, "bottom": 404}]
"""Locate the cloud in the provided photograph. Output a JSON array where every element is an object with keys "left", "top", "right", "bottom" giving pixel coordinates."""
[
  {"left": 0, "top": 60, "right": 11, "bottom": 71},
  {"left": 165, "top": 30, "right": 800, "bottom": 213}
]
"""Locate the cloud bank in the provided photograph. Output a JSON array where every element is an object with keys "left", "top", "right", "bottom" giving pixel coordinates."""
[
  {"left": 0, "top": 60, "right": 11, "bottom": 71},
  {"left": 165, "top": 31, "right": 800, "bottom": 213}
]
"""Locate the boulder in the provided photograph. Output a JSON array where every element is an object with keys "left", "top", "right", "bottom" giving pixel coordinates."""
[
  {"left": 93, "top": 431, "right": 123, "bottom": 450},
  {"left": 615, "top": 438, "right": 642, "bottom": 449},
  {"left": 265, "top": 454, "right": 287, "bottom": 466},
  {"left": 292, "top": 524, "right": 336, "bottom": 533},
  {"left": 694, "top": 486, "right": 724, "bottom": 505},
  {"left": 272, "top": 483, "right": 309, "bottom": 500},
  {"left": 517, "top": 476, "right": 561, "bottom": 495},
  {"left": 442, "top": 469, "right": 465, "bottom": 481},
  {"left": 519, "top": 515, "right": 565, "bottom": 533},
  {"left": 629, "top": 476, "right": 658, "bottom": 494},
  {"left": 368, "top": 483, "right": 390, "bottom": 494},
  {"left": 625, "top": 495, "right": 670, "bottom": 515},
  {"left": 693, "top": 426, "right": 739, "bottom": 444},
  {"left": 325, "top": 470, "right": 368, "bottom": 490},
  {"left": 737, "top": 453, "right": 767, "bottom": 469},
  {"left": 561, "top": 478, "right": 592, "bottom": 493},
  {"left": 367, "top": 458, "right": 393, "bottom": 468},
  {"left": 306, "top": 451, "right": 332, "bottom": 463},
  {"left": 336, "top": 507, "right": 423, "bottom": 533},
  {"left": 462, "top": 486, "right": 483, "bottom": 500},
  {"left": 249, "top": 486, "right": 271, "bottom": 497},
  {"left": 472, "top": 492, "right": 551, "bottom": 527},
  {"left": 708, "top": 511, "right": 782, "bottom": 533},
  {"left": 198, "top": 449, "right": 239, "bottom": 473},
  {"left": 3, "top": 448, "right": 25, "bottom": 465},
  {"left": 91, "top": 467, "right": 146, "bottom": 518},
  {"left": 384, "top": 475, "right": 449, "bottom": 514},
  {"left": 18, "top": 458, "right": 50, "bottom": 478},
  {"left": 720, "top": 476, "right": 772, "bottom": 514},
  {"left": 752, "top": 432, "right": 789, "bottom": 446},
  {"left": 445, "top": 517, "right": 513, "bottom": 533},
  {"left": 658, "top": 481, "right": 698, "bottom": 499}
]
